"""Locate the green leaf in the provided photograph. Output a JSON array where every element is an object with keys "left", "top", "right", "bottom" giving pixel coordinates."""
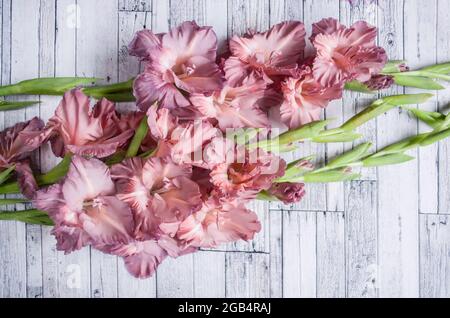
[
  {"left": 373, "top": 134, "right": 426, "bottom": 157},
  {"left": 105, "top": 150, "right": 127, "bottom": 166},
  {"left": 0, "top": 77, "right": 99, "bottom": 96},
  {"left": 407, "top": 108, "right": 446, "bottom": 129},
  {"left": 276, "top": 156, "right": 315, "bottom": 182},
  {"left": 126, "top": 115, "right": 149, "bottom": 158},
  {"left": 327, "top": 142, "right": 372, "bottom": 169},
  {"left": 362, "top": 153, "right": 415, "bottom": 167},
  {"left": 36, "top": 154, "right": 72, "bottom": 186},
  {"left": 312, "top": 131, "right": 362, "bottom": 143},
  {"left": 277, "top": 120, "right": 330, "bottom": 145},
  {"left": 92, "top": 92, "right": 135, "bottom": 102},
  {"left": 382, "top": 93, "right": 434, "bottom": 106},
  {"left": 344, "top": 81, "right": 375, "bottom": 94},
  {"left": 0, "top": 198, "right": 29, "bottom": 205},
  {"left": 382, "top": 60, "right": 408, "bottom": 73},
  {"left": 256, "top": 190, "right": 278, "bottom": 202},
  {"left": 340, "top": 99, "right": 392, "bottom": 130},
  {"left": 82, "top": 79, "right": 134, "bottom": 95},
  {"left": 0, "top": 209, "right": 53, "bottom": 226},
  {"left": 393, "top": 75, "right": 444, "bottom": 90},
  {"left": 421, "top": 62, "right": 450, "bottom": 74},
  {"left": 0, "top": 100, "right": 40, "bottom": 111},
  {"left": 139, "top": 148, "right": 157, "bottom": 159},
  {"left": 302, "top": 169, "right": 360, "bottom": 183},
  {"left": 0, "top": 165, "right": 15, "bottom": 185},
  {"left": 420, "top": 127, "right": 450, "bottom": 146}
]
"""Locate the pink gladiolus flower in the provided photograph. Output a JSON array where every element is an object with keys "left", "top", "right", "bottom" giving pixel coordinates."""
[
  {"left": 147, "top": 105, "right": 178, "bottom": 140},
  {"left": 311, "top": 18, "right": 387, "bottom": 86},
  {"left": 280, "top": 66, "right": 343, "bottom": 128},
  {"left": 33, "top": 156, "right": 135, "bottom": 252},
  {"left": 0, "top": 118, "right": 49, "bottom": 198},
  {"left": 111, "top": 156, "right": 202, "bottom": 238},
  {"left": 224, "top": 21, "right": 306, "bottom": 86},
  {"left": 189, "top": 79, "right": 270, "bottom": 131},
  {"left": 131, "top": 21, "right": 223, "bottom": 110},
  {"left": 167, "top": 120, "right": 221, "bottom": 167},
  {"left": 177, "top": 199, "right": 261, "bottom": 248},
  {"left": 208, "top": 138, "right": 286, "bottom": 199},
  {"left": 46, "top": 89, "right": 135, "bottom": 158},
  {"left": 0, "top": 117, "right": 47, "bottom": 168}
]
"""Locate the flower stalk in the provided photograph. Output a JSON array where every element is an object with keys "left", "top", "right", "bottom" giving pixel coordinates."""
[
  {"left": 0, "top": 209, "right": 53, "bottom": 226},
  {"left": 346, "top": 61, "right": 450, "bottom": 92},
  {"left": 0, "top": 77, "right": 135, "bottom": 103},
  {"left": 279, "top": 109, "right": 450, "bottom": 183}
]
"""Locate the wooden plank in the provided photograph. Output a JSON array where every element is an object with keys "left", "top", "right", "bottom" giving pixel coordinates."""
[
  {"left": 0, "top": 0, "right": 14, "bottom": 297},
  {"left": 437, "top": 0, "right": 450, "bottom": 214},
  {"left": 116, "top": 10, "right": 157, "bottom": 297},
  {"left": 268, "top": 209, "right": 283, "bottom": 297},
  {"left": 225, "top": 252, "right": 270, "bottom": 298},
  {"left": 419, "top": 214, "right": 450, "bottom": 297},
  {"left": 77, "top": 0, "right": 120, "bottom": 297},
  {"left": 228, "top": 0, "right": 270, "bottom": 36},
  {"left": 205, "top": 0, "right": 228, "bottom": 54},
  {"left": 282, "top": 211, "right": 316, "bottom": 298},
  {"left": 119, "top": 0, "right": 152, "bottom": 12},
  {"left": 340, "top": 0, "right": 378, "bottom": 182},
  {"left": 40, "top": 0, "right": 92, "bottom": 298},
  {"left": 1, "top": 0, "right": 41, "bottom": 298},
  {"left": 157, "top": 255, "right": 195, "bottom": 297},
  {"left": 345, "top": 181, "right": 378, "bottom": 298},
  {"left": 377, "top": 0, "right": 419, "bottom": 297},
  {"left": 37, "top": 0, "right": 57, "bottom": 299},
  {"left": 288, "top": 0, "right": 340, "bottom": 212},
  {"left": 193, "top": 251, "right": 226, "bottom": 297},
  {"left": 169, "top": 0, "right": 206, "bottom": 27},
  {"left": 404, "top": 0, "right": 438, "bottom": 215},
  {"left": 155, "top": 0, "right": 199, "bottom": 298},
  {"left": 316, "top": 212, "right": 345, "bottom": 297}
]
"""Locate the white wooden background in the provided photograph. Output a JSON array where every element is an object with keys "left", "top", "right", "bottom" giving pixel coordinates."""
[{"left": 0, "top": 0, "right": 449, "bottom": 298}]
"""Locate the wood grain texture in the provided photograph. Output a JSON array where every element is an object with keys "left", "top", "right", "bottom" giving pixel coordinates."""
[
  {"left": 377, "top": 0, "right": 420, "bottom": 298},
  {"left": 0, "top": 0, "right": 449, "bottom": 298},
  {"left": 419, "top": 214, "right": 450, "bottom": 297}
]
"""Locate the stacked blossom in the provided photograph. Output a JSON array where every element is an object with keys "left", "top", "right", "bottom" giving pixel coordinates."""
[{"left": 0, "top": 19, "right": 387, "bottom": 278}]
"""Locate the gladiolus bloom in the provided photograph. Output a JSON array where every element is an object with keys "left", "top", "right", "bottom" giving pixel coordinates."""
[
  {"left": 131, "top": 21, "right": 223, "bottom": 110},
  {"left": 225, "top": 21, "right": 306, "bottom": 86},
  {"left": 311, "top": 18, "right": 387, "bottom": 86},
  {"left": 46, "top": 89, "right": 135, "bottom": 158}
]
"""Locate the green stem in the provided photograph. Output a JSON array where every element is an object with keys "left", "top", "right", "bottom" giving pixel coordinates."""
[
  {"left": 126, "top": 115, "right": 149, "bottom": 158},
  {"left": 0, "top": 209, "right": 53, "bottom": 226}
]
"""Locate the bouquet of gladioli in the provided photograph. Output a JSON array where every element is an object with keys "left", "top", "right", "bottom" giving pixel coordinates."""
[{"left": 1, "top": 19, "right": 450, "bottom": 278}]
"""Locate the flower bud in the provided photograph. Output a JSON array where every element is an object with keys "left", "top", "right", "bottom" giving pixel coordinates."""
[{"left": 268, "top": 182, "right": 306, "bottom": 204}]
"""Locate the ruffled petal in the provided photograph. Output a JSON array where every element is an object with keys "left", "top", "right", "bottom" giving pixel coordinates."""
[
  {"left": 62, "top": 156, "right": 115, "bottom": 210},
  {"left": 80, "top": 196, "right": 134, "bottom": 245},
  {"left": 150, "top": 176, "right": 202, "bottom": 225},
  {"left": 128, "top": 29, "right": 162, "bottom": 60},
  {"left": 147, "top": 105, "right": 177, "bottom": 140},
  {"left": 133, "top": 71, "right": 191, "bottom": 111},
  {"left": 108, "top": 240, "right": 167, "bottom": 279},
  {"left": 16, "top": 161, "right": 38, "bottom": 199},
  {"left": 310, "top": 17, "right": 345, "bottom": 42},
  {"left": 177, "top": 200, "right": 261, "bottom": 248},
  {"left": 161, "top": 21, "right": 218, "bottom": 62},
  {"left": 0, "top": 117, "right": 47, "bottom": 165},
  {"left": 229, "top": 21, "right": 306, "bottom": 67},
  {"left": 52, "top": 225, "right": 91, "bottom": 254}
]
